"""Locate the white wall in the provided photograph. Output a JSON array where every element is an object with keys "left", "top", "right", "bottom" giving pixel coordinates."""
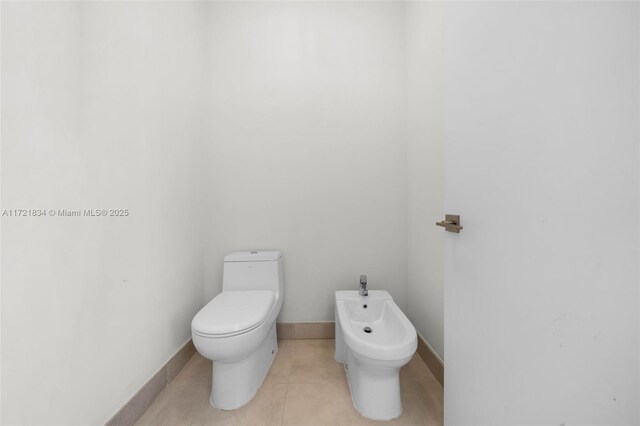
[
  {"left": 1, "top": 2, "right": 205, "bottom": 424},
  {"left": 203, "top": 1, "right": 408, "bottom": 321},
  {"left": 4, "top": 3, "right": 638, "bottom": 425},
  {"left": 405, "top": 1, "right": 445, "bottom": 360},
  {"left": 0, "top": 3, "right": 419, "bottom": 423},
  {"left": 441, "top": 2, "right": 639, "bottom": 423}
]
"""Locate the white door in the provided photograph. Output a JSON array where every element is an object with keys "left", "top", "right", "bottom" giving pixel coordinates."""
[{"left": 441, "top": 2, "right": 639, "bottom": 424}]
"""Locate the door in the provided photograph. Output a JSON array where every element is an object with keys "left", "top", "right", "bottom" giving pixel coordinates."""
[{"left": 441, "top": 2, "right": 639, "bottom": 424}]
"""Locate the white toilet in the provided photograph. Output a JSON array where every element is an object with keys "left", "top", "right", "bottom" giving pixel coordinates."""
[
  {"left": 191, "top": 250, "right": 284, "bottom": 410},
  {"left": 335, "top": 290, "right": 417, "bottom": 421}
]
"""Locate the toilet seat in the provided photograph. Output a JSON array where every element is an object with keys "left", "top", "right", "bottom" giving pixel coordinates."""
[{"left": 192, "top": 290, "right": 275, "bottom": 337}]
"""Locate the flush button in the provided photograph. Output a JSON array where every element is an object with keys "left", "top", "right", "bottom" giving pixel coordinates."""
[{"left": 251, "top": 251, "right": 258, "bottom": 254}]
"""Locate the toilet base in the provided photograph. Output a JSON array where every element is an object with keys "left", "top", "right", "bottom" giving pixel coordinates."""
[
  {"left": 343, "top": 350, "right": 404, "bottom": 421},
  {"left": 210, "top": 323, "right": 278, "bottom": 410}
]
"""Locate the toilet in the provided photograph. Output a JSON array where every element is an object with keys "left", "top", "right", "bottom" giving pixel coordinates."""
[
  {"left": 335, "top": 290, "right": 417, "bottom": 421},
  {"left": 191, "top": 251, "right": 284, "bottom": 410}
]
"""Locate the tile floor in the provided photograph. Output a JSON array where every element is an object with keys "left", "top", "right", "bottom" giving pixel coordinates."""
[{"left": 135, "top": 339, "right": 443, "bottom": 426}]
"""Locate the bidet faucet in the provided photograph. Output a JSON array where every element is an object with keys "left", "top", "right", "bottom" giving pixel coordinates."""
[{"left": 359, "top": 275, "right": 368, "bottom": 296}]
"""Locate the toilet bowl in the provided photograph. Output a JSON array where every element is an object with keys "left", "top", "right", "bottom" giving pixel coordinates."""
[
  {"left": 191, "top": 251, "right": 284, "bottom": 410},
  {"left": 335, "top": 290, "right": 417, "bottom": 421}
]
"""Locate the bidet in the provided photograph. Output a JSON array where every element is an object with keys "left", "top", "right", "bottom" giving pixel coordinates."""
[{"left": 335, "top": 290, "right": 417, "bottom": 421}]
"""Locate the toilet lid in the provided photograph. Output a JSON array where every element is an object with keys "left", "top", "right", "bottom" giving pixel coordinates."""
[{"left": 192, "top": 290, "right": 275, "bottom": 336}]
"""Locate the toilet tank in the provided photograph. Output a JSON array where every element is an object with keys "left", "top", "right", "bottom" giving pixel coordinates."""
[{"left": 222, "top": 251, "right": 283, "bottom": 298}]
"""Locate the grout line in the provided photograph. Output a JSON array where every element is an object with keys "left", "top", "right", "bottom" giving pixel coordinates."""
[{"left": 280, "top": 383, "right": 289, "bottom": 426}]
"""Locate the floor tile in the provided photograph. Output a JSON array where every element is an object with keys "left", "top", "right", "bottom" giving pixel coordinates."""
[
  {"left": 232, "top": 382, "right": 288, "bottom": 426},
  {"left": 135, "top": 339, "right": 443, "bottom": 426},
  {"left": 288, "top": 359, "right": 344, "bottom": 384},
  {"left": 282, "top": 381, "right": 367, "bottom": 426},
  {"left": 263, "top": 341, "right": 294, "bottom": 386},
  {"left": 290, "top": 339, "right": 336, "bottom": 365},
  {"left": 397, "top": 379, "right": 444, "bottom": 426},
  {"left": 400, "top": 354, "right": 440, "bottom": 387}
]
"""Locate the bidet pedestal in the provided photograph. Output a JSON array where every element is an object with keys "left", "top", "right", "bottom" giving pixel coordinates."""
[{"left": 344, "top": 350, "right": 405, "bottom": 421}]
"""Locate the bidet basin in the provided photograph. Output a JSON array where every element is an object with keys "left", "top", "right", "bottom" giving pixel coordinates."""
[{"left": 335, "top": 290, "right": 416, "bottom": 363}]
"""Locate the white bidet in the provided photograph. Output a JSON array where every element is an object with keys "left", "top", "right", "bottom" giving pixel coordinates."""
[{"left": 335, "top": 290, "right": 417, "bottom": 421}]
